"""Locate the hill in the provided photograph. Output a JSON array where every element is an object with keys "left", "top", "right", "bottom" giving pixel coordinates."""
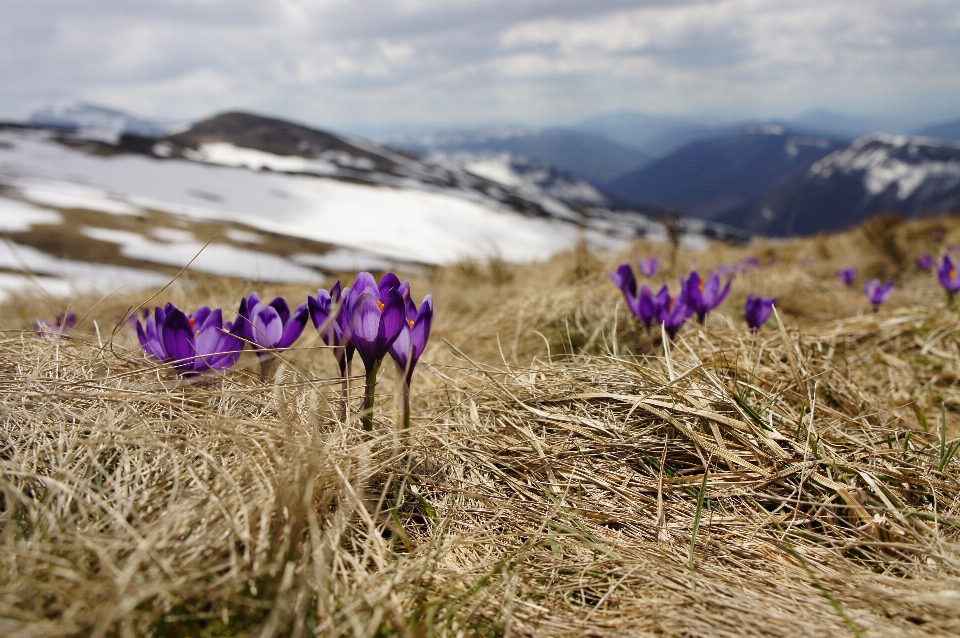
[
  {"left": 916, "top": 117, "right": 960, "bottom": 142},
  {"left": 389, "top": 127, "right": 650, "bottom": 185},
  {"left": 721, "top": 133, "right": 960, "bottom": 235},
  {"left": 604, "top": 125, "right": 845, "bottom": 220}
]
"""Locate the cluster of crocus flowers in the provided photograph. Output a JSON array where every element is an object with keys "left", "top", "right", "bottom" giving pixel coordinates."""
[
  {"left": 837, "top": 267, "right": 857, "bottom": 286},
  {"left": 310, "top": 272, "right": 433, "bottom": 430},
  {"left": 34, "top": 311, "right": 76, "bottom": 338},
  {"left": 134, "top": 303, "right": 244, "bottom": 375},
  {"left": 864, "top": 279, "right": 894, "bottom": 311},
  {"left": 937, "top": 255, "right": 960, "bottom": 304},
  {"left": 131, "top": 271, "right": 433, "bottom": 430},
  {"left": 744, "top": 296, "right": 775, "bottom": 332},
  {"left": 611, "top": 264, "right": 732, "bottom": 339}
]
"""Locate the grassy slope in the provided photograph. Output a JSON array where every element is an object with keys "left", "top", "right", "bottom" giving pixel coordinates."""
[{"left": 1, "top": 215, "right": 960, "bottom": 637}]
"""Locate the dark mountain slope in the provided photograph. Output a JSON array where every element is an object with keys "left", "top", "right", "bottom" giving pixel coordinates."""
[
  {"left": 719, "top": 134, "right": 960, "bottom": 236},
  {"left": 604, "top": 126, "right": 845, "bottom": 220},
  {"left": 916, "top": 118, "right": 960, "bottom": 142}
]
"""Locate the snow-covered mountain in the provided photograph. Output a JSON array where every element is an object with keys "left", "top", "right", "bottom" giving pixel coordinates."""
[
  {"left": 27, "top": 101, "right": 180, "bottom": 141},
  {"left": 388, "top": 126, "right": 650, "bottom": 184},
  {"left": 2, "top": 109, "right": 726, "bottom": 301},
  {"left": 605, "top": 125, "right": 846, "bottom": 221},
  {"left": 720, "top": 134, "right": 960, "bottom": 235}
]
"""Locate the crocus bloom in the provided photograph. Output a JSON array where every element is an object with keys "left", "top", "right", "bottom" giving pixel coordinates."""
[
  {"left": 837, "top": 268, "right": 857, "bottom": 286},
  {"left": 937, "top": 255, "right": 960, "bottom": 301},
  {"left": 344, "top": 272, "right": 405, "bottom": 429},
  {"left": 635, "top": 285, "right": 670, "bottom": 332},
  {"left": 661, "top": 295, "right": 693, "bottom": 340},
  {"left": 308, "top": 280, "right": 352, "bottom": 376},
  {"left": 683, "top": 271, "right": 731, "bottom": 323},
  {"left": 35, "top": 311, "right": 76, "bottom": 337},
  {"left": 238, "top": 292, "right": 309, "bottom": 352},
  {"left": 638, "top": 257, "right": 659, "bottom": 277},
  {"left": 744, "top": 295, "right": 775, "bottom": 332},
  {"left": 135, "top": 303, "right": 243, "bottom": 375},
  {"left": 916, "top": 253, "right": 933, "bottom": 272},
  {"left": 344, "top": 273, "right": 405, "bottom": 372},
  {"left": 610, "top": 263, "right": 638, "bottom": 300},
  {"left": 864, "top": 279, "right": 893, "bottom": 310},
  {"left": 389, "top": 293, "right": 432, "bottom": 377}
]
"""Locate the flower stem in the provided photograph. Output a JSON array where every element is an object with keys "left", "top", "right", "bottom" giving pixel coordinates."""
[
  {"left": 361, "top": 358, "right": 380, "bottom": 431},
  {"left": 402, "top": 381, "right": 411, "bottom": 430},
  {"left": 258, "top": 353, "right": 277, "bottom": 381}
]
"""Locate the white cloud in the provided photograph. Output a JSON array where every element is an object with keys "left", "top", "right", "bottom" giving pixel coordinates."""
[{"left": 0, "top": 0, "right": 958, "bottom": 131}]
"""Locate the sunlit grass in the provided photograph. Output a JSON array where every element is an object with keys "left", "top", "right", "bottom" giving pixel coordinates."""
[{"left": 2, "top": 214, "right": 960, "bottom": 636}]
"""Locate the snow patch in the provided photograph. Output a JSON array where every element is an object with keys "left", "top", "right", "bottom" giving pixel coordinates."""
[
  {"left": 0, "top": 241, "right": 170, "bottom": 297},
  {"left": 463, "top": 157, "right": 525, "bottom": 187},
  {"left": 150, "top": 227, "right": 196, "bottom": 243},
  {"left": 809, "top": 135, "right": 960, "bottom": 199},
  {"left": 223, "top": 228, "right": 265, "bottom": 244},
  {"left": 183, "top": 143, "right": 339, "bottom": 176},
  {"left": 8, "top": 176, "right": 142, "bottom": 216},
  {"left": 292, "top": 248, "right": 406, "bottom": 273},
  {"left": 0, "top": 196, "right": 63, "bottom": 231},
  {"left": 79, "top": 226, "right": 323, "bottom": 283}
]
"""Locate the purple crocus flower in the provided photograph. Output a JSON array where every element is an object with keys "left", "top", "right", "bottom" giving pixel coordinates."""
[
  {"left": 238, "top": 292, "right": 309, "bottom": 378},
  {"left": 916, "top": 253, "right": 933, "bottom": 272},
  {"left": 837, "top": 268, "right": 857, "bottom": 286},
  {"left": 135, "top": 303, "right": 243, "bottom": 375},
  {"left": 638, "top": 257, "right": 659, "bottom": 277},
  {"left": 35, "top": 311, "right": 76, "bottom": 337},
  {"left": 635, "top": 285, "right": 670, "bottom": 332},
  {"left": 864, "top": 279, "right": 893, "bottom": 310},
  {"left": 937, "top": 255, "right": 960, "bottom": 303},
  {"left": 344, "top": 273, "right": 405, "bottom": 372},
  {"left": 610, "top": 263, "right": 638, "bottom": 300},
  {"left": 389, "top": 295, "right": 433, "bottom": 384},
  {"left": 744, "top": 295, "right": 775, "bottom": 332},
  {"left": 239, "top": 292, "right": 309, "bottom": 352},
  {"left": 344, "top": 272, "right": 405, "bottom": 429},
  {"left": 683, "top": 271, "right": 731, "bottom": 323},
  {"left": 308, "top": 280, "right": 352, "bottom": 376},
  {"left": 661, "top": 295, "right": 693, "bottom": 340},
  {"left": 389, "top": 292, "right": 434, "bottom": 429}
]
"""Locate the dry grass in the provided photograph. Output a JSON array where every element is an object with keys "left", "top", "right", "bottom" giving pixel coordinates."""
[{"left": 2, "top": 216, "right": 960, "bottom": 637}]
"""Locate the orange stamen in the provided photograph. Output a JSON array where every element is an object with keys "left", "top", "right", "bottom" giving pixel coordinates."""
[
  {"left": 376, "top": 300, "right": 384, "bottom": 311},
  {"left": 189, "top": 317, "right": 195, "bottom": 328},
  {"left": 408, "top": 319, "right": 415, "bottom": 329}
]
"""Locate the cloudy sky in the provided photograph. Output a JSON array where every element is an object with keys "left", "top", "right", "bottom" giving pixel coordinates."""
[{"left": 2, "top": 0, "right": 959, "bottom": 135}]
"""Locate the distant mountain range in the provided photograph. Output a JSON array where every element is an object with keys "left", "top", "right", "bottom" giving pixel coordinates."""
[
  {"left": 916, "top": 118, "right": 960, "bottom": 142},
  {"left": 603, "top": 125, "right": 847, "bottom": 220},
  {"left": 13, "top": 102, "right": 960, "bottom": 241},
  {"left": 719, "top": 134, "right": 960, "bottom": 235},
  {"left": 389, "top": 127, "right": 650, "bottom": 184},
  {"left": 27, "top": 101, "right": 180, "bottom": 140}
]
